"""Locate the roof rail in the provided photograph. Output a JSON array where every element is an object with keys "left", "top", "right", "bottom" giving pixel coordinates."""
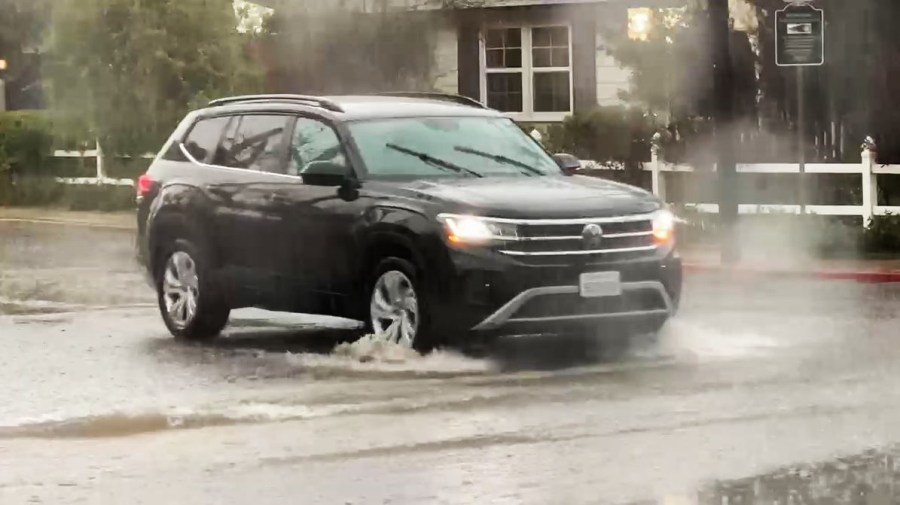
[
  {"left": 376, "top": 92, "right": 488, "bottom": 109},
  {"left": 207, "top": 94, "right": 344, "bottom": 113}
]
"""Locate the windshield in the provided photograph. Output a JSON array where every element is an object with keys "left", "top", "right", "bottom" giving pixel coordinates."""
[{"left": 348, "top": 116, "right": 561, "bottom": 178}]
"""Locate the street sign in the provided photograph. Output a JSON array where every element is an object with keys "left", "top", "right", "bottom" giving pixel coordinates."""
[{"left": 775, "top": 2, "right": 824, "bottom": 66}]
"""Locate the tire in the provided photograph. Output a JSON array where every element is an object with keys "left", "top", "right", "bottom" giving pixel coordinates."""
[
  {"left": 155, "top": 238, "right": 230, "bottom": 341},
  {"left": 365, "top": 257, "right": 438, "bottom": 352}
]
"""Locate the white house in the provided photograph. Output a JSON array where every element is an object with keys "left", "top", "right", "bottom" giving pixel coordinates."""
[{"left": 251, "top": 0, "right": 688, "bottom": 123}]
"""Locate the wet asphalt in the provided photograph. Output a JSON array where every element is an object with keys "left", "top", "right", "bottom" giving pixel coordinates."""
[{"left": 3, "top": 220, "right": 900, "bottom": 504}]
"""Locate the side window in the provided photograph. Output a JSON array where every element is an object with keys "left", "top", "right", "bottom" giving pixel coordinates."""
[
  {"left": 211, "top": 116, "right": 240, "bottom": 167},
  {"left": 215, "top": 115, "right": 290, "bottom": 173},
  {"left": 165, "top": 116, "right": 230, "bottom": 163},
  {"left": 289, "top": 117, "right": 346, "bottom": 176}
]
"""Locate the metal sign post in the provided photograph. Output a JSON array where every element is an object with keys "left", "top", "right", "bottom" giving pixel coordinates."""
[
  {"left": 709, "top": 0, "right": 739, "bottom": 265},
  {"left": 776, "top": 1, "right": 824, "bottom": 215}
]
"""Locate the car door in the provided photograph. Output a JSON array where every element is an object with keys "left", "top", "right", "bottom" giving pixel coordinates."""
[
  {"left": 206, "top": 113, "right": 294, "bottom": 299},
  {"left": 263, "top": 115, "right": 366, "bottom": 315}
]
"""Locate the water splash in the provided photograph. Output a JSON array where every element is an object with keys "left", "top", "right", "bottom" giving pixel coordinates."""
[
  {"left": 654, "top": 319, "right": 782, "bottom": 360},
  {"left": 288, "top": 334, "right": 496, "bottom": 376}
]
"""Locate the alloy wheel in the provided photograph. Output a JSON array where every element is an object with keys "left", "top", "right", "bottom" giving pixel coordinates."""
[
  {"left": 162, "top": 251, "right": 200, "bottom": 329},
  {"left": 370, "top": 270, "right": 419, "bottom": 347}
]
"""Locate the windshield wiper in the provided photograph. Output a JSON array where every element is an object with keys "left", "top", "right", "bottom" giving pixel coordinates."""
[
  {"left": 454, "top": 145, "right": 544, "bottom": 176},
  {"left": 386, "top": 143, "right": 483, "bottom": 178}
]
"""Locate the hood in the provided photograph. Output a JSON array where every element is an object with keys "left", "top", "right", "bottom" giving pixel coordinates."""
[{"left": 379, "top": 175, "right": 662, "bottom": 219}]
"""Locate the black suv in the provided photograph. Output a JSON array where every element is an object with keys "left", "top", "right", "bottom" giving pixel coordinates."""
[{"left": 136, "top": 93, "right": 682, "bottom": 350}]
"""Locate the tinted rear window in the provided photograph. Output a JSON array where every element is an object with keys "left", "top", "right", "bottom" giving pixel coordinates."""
[
  {"left": 214, "top": 115, "right": 290, "bottom": 173},
  {"left": 163, "top": 116, "right": 229, "bottom": 163}
]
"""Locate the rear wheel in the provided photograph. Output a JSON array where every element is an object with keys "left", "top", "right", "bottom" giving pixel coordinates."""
[
  {"left": 156, "top": 239, "right": 230, "bottom": 341},
  {"left": 366, "top": 257, "right": 438, "bottom": 352}
]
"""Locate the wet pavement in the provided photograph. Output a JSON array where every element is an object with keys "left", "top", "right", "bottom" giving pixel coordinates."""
[{"left": 3, "top": 220, "right": 900, "bottom": 504}]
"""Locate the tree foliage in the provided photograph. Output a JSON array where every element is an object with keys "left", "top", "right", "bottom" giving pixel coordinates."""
[
  {"left": 603, "top": 0, "right": 900, "bottom": 165},
  {"left": 600, "top": 3, "right": 756, "bottom": 165},
  {"left": 605, "top": 6, "right": 714, "bottom": 120},
  {"left": 263, "top": 4, "right": 440, "bottom": 94},
  {"left": 747, "top": 0, "right": 900, "bottom": 163},
  {"left": 260, "top": 0, "right": 487, "bottom": 94},
  {"left": 0, "top": 0, "right": 49, "bottom": 78},
  {"left": 0, "top": 0, "right": 50, "bottom": 109},
  {"left": 44, "top": 0, "right": 262, "bottom": 155}
]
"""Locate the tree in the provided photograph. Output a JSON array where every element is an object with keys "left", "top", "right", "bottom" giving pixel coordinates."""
[
  {"left": 600, "top": 2, "right": 755, "bottom": 165},
  {"left": 748, "top": 0, "right": 900, "bottom": 163},
  {"left": 605, "top": 5, "right": 714, "bottom": 122},
  {"left": 0, "top": 0, "right": 48, "bottom": 73},
  {"left": 44, "top": 0, "right": 262, "bottom": 155},
  {"left": 260, "top": 0, "right": 485, "bottom": 95},
  {"left": 0, "top": 0, "right": 50, "bottom": 109}
]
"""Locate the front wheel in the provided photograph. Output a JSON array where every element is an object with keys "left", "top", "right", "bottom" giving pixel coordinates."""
[
  {"left": 366, "top": 257, "right": 438, "bottom": 352},
  {"left": 156, "top": 239, "right": 230, "bottom": 341}
]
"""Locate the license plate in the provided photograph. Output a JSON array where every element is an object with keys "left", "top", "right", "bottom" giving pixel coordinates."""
[{"left": 579, "top": 271, "right": 622, "bottom": 298}]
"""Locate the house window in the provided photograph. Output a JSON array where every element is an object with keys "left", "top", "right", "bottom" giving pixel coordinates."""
[
  {"left": 484, "top": 28, "right": 523, "bottom": 112},
  {"left": 482, "top": 25, "right": 572, "bottom": 120}
]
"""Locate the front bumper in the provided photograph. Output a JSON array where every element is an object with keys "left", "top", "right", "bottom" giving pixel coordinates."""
[
  {"left": 471, "top": 280, "right": 674, "bottom": 331},
  {"left": 430, "top": 246, "right": 682, "bottom": 335}
]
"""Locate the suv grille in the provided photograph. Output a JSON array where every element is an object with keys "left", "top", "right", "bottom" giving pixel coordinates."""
[{"left": 498, "top": 215, "right": 657, "bottom": 260}]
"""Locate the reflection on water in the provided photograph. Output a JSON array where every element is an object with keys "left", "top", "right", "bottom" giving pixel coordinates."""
[{"left": 700, "top": 449, "right": 900, "bottom": 505}]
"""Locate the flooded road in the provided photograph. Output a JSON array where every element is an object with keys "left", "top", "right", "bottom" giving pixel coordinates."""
[{"left": 3, "top": 220, "right": 900, "bottom": 504}]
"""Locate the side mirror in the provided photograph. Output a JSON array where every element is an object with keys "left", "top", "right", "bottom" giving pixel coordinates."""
[
  {"left": 301, "top": 161, "right": 352, "bottom": 187},
  {"left": 553, "top": 153, "right": 582, "bottom": 175}
]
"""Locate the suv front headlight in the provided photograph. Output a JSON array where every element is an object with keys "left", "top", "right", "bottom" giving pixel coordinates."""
[
  {"left": 652, "top": 208, "right": 675, "bottom": 244},
  {"left": 437, "top": 214, "right": 518, "bottom": 244}
]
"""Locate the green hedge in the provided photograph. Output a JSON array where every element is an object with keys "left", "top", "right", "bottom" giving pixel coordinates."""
[
  {"left": 105, "top": 157, "right": 152, "bottom": 180},
  {"left": 63, "top": 183, "right": 136, "bottom": 211},
  {"left": 543, "top": 106, "right": 655, "bottom": 165},
  {"left": 0, "top": 110, "right": 150, "bottom": 182},
  {"left": 0, "top": 177, "right": 134, "bottom": 211},
  {"left": 0, "top": 111, "right": 55, "bottom": 178}
]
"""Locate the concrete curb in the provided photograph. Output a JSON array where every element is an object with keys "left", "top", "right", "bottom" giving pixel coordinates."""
[
  {"left": 0, "top": 218, "right": 134, "bottom": 231},
  {"left": 684, "top": 263, "right": 900, "bottom": 283}
]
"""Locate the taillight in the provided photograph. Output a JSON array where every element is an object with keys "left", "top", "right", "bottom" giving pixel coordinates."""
[{"left": 137, "top": 174, "right": 155, "bottom": 198}]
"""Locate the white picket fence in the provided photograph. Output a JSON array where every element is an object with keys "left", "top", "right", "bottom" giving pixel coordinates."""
[
  {"left": 638, "top": 145, "right": 900, "bottom": 227},
  {"left": 53, "top": 145, "right": 151, "bottom": 187},
  {"left": 55, "top": 142, "right": 900, "bottom": 229}
]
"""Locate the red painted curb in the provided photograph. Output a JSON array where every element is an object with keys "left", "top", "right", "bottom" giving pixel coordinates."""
[{"left": 684, "top": 263, "right": 900, "bottom": 283}]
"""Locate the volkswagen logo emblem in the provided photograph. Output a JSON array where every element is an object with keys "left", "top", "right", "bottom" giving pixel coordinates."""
[{"left": 582, "top": 223, "right": 604, "bottom": 249}]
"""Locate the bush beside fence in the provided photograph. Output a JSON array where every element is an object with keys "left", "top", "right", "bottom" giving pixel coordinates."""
[
  {"left": 0, "top": 111, "right": 55, "bottom": 178},
  {"left": 0, "top": 111, "right": 142, "bottom": 210},
  {"left": 0, "top": 176, "right": 135, "bottom": 211},
  {"left": 671, "top": 206, "right": 900, "bottom": 257}
]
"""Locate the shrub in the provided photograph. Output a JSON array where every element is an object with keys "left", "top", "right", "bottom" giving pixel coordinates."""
[
  {"left": 670, "top": 209, "right": 900, "bottom": 256},
  {"left": 544, "top": 106, "right": 656, "bottom": 164},
  {"left": 0, "top": 176, "right": 134, "bottom": 211},
  {"left": 0, "top": 176, "right": 64, "bottom": 207},
  {"left": 105, "top": 157, "right": 151, "bottom": 180},
  {"left": 61, "top": 184, "right": 135, "bottom": 212},
  {"left": 543, "top": 106, "right": 657, "bottom": 188},
  {"left": 0, "top": 112, "right": 55, "bottom": 178},
  {"left": 17, "top": 177, "right": 67, "bottom": 207},
  {"left": 864, "top": 214, "right": 900, "bottom": 253}
]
